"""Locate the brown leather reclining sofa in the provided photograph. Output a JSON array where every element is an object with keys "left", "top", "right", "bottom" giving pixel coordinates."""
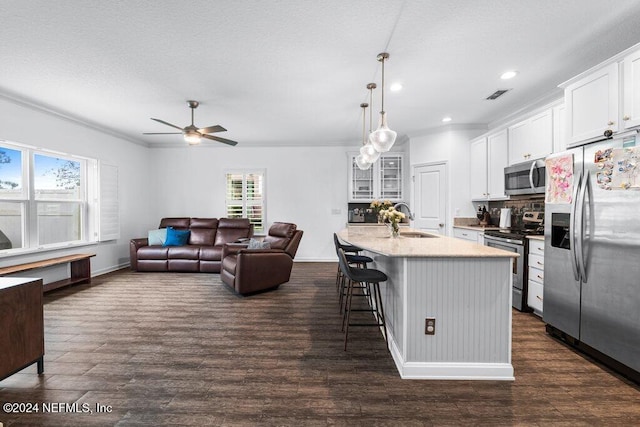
[
  {"left": 130, "top": 217, "right": 254, "bottom": 273},
  {"left": 221, "top": 222, "right": 303, "bottom": 295}
]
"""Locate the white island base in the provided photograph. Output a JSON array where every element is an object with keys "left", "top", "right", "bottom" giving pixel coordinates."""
[{"left": 340, "top": 228, "right": 515, "bottom": 381}]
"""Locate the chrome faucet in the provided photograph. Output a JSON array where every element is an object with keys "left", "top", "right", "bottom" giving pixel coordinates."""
[{"left": 393, "top": 202, "right": 414, "bottom": 220}]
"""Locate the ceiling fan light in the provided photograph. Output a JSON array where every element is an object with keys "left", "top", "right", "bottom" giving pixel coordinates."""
[
  {"left": 360, "top": 142, "right": 380, "bottom": 163},
  {"left": 355, "top": 153, "right": 372, "bottom": 170},
  {"left": 369, "top": 111, "right": 397, "bottom": 153},
  {"left": 184, "top": 130, "right": 202, "bottom": 145}
]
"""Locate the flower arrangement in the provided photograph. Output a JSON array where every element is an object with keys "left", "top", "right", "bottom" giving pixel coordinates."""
[
  {"left": 378, "top": 206, "right": 405, "bottom": 237},
  {"left": 370, "top": 199, "right": 393, "bottom": 216}
]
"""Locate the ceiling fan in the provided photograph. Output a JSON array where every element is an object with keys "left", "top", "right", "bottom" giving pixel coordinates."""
[{"left": 143, "top": 100, "right": 238, "bottom": 146}]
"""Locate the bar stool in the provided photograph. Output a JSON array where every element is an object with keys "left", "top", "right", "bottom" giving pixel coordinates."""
[
  {"left": 333, "top": 234, "right": 373, "bottom": 311},
  {"left": 337, "top": 248, "right": 387, "bottom": 351}
]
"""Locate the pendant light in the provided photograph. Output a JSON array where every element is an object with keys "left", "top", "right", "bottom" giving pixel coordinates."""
[
  {"left": 360, "top": 83, "right": 380, "bottom": 163},
  {"left": 369, "top": 52, "right": 397, "bottom": 153},
  {"left": 355, "top": 102, "right": 372, "bottom": 170}
]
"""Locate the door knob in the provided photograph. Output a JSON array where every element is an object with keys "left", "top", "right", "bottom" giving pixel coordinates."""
[{"left": 439, "top": 223, "right": 444, "bottom": 227}]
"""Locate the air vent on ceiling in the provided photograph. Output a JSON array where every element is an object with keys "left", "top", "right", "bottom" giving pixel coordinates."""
[{"left": 486, "top": 89, "right": 510, "bottom": 100}]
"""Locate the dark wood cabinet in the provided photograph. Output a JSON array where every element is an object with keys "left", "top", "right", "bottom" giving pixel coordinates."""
[{"left": 0, "top": 278, "right": 44, "bottom": 381}]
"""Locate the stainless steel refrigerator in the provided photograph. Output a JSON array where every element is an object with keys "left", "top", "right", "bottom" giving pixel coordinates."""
[{"left": 544, "top": 132, "right": 640, "bottom": 379}]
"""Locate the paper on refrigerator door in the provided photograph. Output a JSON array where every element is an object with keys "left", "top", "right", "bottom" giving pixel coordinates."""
[
  {"left": 594, "top": 146, "right": 640, "bottom": 190},
  {"left": 545, "top": 153, "right": 574, "bottom": 204}
]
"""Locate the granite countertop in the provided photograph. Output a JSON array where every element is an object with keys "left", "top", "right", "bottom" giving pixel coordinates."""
[
  {"left": 339, "top": 226, "right": 518, "bottom": 259},
  {"left": 453, "top": 225, "right": 501, "bottom": 231}
]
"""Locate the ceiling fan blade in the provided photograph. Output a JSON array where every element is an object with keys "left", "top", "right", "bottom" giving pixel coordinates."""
[
  {"left": 202, "top": 134, "right": 238, "bottom": 146},
  {"left": 143, "top": 132, "right": 182, "bottom": 135},
  {"left": 198, "top": 125, "right": 227, "bottom": 134},
  {"left": 150, "top": 118, "right": 184, "bottom": 131}
]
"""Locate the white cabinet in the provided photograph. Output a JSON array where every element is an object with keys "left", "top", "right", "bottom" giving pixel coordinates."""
[
  {"left": 623, "top": 49, "right": 640, "bottom": 129},
  {"left": 562, "top": 46, "right": 640, "bottom": 145},
  {"left": 527, "top": 238, "right": 545, "bottom": 316},
  {"left": 508, "top": 109, "right": 553, "bottom": 165},
  {"left": 378, "top": 154, "right": 403, "bottom": 200},
  {"left": 487, "top": 130, "right": 508, "bottom": 199},
  {"left": 470, "top": 131, "right": 508, "bottom": 201},
  {"left": 453, "top": 227, "right": 484, "bottom": 244},
  {"left": 469, "top": 138, "right": 488, "bottom": 200},
  {"left": 564, "top": 62, "right": 619, "bottom": 145},
  {"left": 348, "top": 153, "right": 404, "bottom": 202},
  {"left": 552, "top": 104, "right": 566, "bottom": 153},
  {"left": 349, "top": 155, "right": 374, "bottom": 201}
]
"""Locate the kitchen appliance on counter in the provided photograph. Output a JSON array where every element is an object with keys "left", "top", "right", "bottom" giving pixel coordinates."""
[
  {"left": 348, "top": 208, "right": 365, "bottom": 223},
  {"left": 499, "top": 208, "right": 511, "bottom": 229},
  {"left": 484, "top": 210, "right": 544, "bottom": 311},
  {"left": 544, "top": 134, "right": 640, "bottom": 382},
  {"left": 477, "top": 205, "right": 490, "bottom": 226},
  {"left": 505, "top": 158, "right": 546, "bottom": 196}
]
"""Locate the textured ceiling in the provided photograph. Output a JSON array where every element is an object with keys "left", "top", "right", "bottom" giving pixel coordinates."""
[{"left": 2, "top": 0, "right": 640, "bottom": 148}]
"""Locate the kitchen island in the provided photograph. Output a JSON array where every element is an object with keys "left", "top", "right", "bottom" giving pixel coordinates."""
[{"left": 338, "top": 227, "right": 517, "bottom": 380}]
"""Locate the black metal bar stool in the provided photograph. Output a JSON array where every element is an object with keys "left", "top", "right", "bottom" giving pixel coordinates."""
[
  {"left": 333, "top": 234, "right": 373, "bottom": 311},
  {"left": 337, "top": 248, "right": 387, "bottom": 351}
]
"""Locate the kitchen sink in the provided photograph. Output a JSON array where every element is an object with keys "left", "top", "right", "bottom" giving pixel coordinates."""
[{"left": 400, "top": 232, "right": 437, "bottom": 238}]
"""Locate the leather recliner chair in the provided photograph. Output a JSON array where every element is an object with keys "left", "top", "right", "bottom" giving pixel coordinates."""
[{"left": 220, "top": 222, "right": 303, "bottom": 295}]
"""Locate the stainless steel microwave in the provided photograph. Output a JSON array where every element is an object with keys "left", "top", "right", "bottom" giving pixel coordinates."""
[{"left": 504, "top": 159, "right": 545, "bottom": 196}]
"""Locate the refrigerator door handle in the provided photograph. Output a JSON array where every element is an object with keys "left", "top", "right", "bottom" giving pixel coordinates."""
[
  {"left": 578, "top": 172, "right": 593, "bottom": 282},
  {"left": 569, "top": 173, "right": 582, "bottom": 282}
]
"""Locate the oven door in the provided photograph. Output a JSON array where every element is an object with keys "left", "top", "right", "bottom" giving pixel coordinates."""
[
  {"left": 505, "top": 159, "right": 546, "bottom": 195},
  {"left": 484, "top": 235, "right": 526, "bottom": 311}
]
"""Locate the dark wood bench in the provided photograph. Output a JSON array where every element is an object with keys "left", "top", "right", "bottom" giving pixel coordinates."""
[{"left": 0, "top": 253, "right": 95, "bottom": 292}]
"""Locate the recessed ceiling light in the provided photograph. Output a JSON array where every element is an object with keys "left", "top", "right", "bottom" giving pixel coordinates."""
[
  {"left": 500, "top": 70, "right": 518, "bottom": 80},
  {"left": 442, "top": 116, "right": 452, "bottom": 123},
  {"left": 390, "top": 83, "right": 403, "bottom": 92}
]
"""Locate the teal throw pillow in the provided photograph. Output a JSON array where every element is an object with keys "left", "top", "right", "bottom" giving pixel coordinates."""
[
  {"left": 163, "top": 226, "right": 190, "bottom": 246},
  {"left": 148, "top": 228, "right": 167, "bottom": 246}
]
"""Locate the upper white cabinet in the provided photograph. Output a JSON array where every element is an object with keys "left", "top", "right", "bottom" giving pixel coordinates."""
[
  {"left": 563, "top": 62, "right": 619, "bottom": 145},
  {"left": 561, "top": 43, "right": 640, "bottom": 145},
  {"left": 348, "top": 153, "right": 404, "bottom": 202},
  {"left": 552, "top": 104, "right": 566, "bottom": 153},
  {"left": 378, "top": 154, "right": 403, "bottom": 200},
  {"left": 470, "top": 131, "right": 508, "bottom": 201},
  {"left": 623, "top": 49, "right": 640, "bottom": 129},
  {"left": 469, "top": 137, "right": 488, "bottom": 200},
  {"left": 487, "top": 130, "right": 509, "bottom": 199},
  {"left": 508, "top": 109, "right": 553, "bottom": 165}
]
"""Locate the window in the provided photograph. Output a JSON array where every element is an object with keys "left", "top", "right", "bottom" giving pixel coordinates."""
[
  {"left": 0, "top": 140, "right": 97, "bottom": 252},
  {"left": 225, "top": 170, "right": 265, "bottom": 233}
]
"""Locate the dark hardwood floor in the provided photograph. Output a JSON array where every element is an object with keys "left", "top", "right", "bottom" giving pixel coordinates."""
[{"left": 1, "top": 262, "right": 639, "bottom": 426}]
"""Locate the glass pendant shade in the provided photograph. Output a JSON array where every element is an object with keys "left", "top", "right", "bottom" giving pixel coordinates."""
[
  {"left": 360, "top": 142, "right": 380, "bottom": 163},
  {"left": 369, "top": 111, "right": 397, "bottom": 153},
  {"left": 355, "top": 153, "right": 372, "bottom": 170}
]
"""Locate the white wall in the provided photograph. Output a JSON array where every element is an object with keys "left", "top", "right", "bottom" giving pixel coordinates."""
[
  {"left": 0, "top": 96, "right": 153, "bottom": 274},
  {"left": 409, "top": 126, "right": 485, "bottom": 235},
  {"left": 149, "top": 145, "right": 352, "bottom": 261}
]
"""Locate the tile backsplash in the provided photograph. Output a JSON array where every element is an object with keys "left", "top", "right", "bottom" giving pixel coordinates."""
[
  {"left": 487, "top": 197, "right": 544, "bottom": 228},
  {"left": 485, "top": 197, "right": 544, "bottom": 228}
]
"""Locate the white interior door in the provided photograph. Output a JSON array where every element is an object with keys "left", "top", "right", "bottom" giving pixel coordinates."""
[{"left": 413, "top": 163, "right": 447, "bottom": 234}]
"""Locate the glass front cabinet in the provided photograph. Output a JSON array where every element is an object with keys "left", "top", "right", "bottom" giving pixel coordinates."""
[{"left": 348, "top": 153, "right": 404, "bottom": 202}]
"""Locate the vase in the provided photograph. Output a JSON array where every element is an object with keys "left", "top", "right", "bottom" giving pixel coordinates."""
[{"left": 387, "top": 223, "right": 400, "bottom": 238}]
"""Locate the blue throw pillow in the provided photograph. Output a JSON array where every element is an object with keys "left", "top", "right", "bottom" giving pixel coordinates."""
[
  {"left": 163, "top": 226, "right": 190, "bottom": 246},
  {"left": 148, "top": 228, "right": 167, "bottom": 246}
]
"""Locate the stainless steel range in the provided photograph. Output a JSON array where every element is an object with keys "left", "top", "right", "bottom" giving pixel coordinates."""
[{"left": 484, "top": 211, "right": 544, "bottom": 311}]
